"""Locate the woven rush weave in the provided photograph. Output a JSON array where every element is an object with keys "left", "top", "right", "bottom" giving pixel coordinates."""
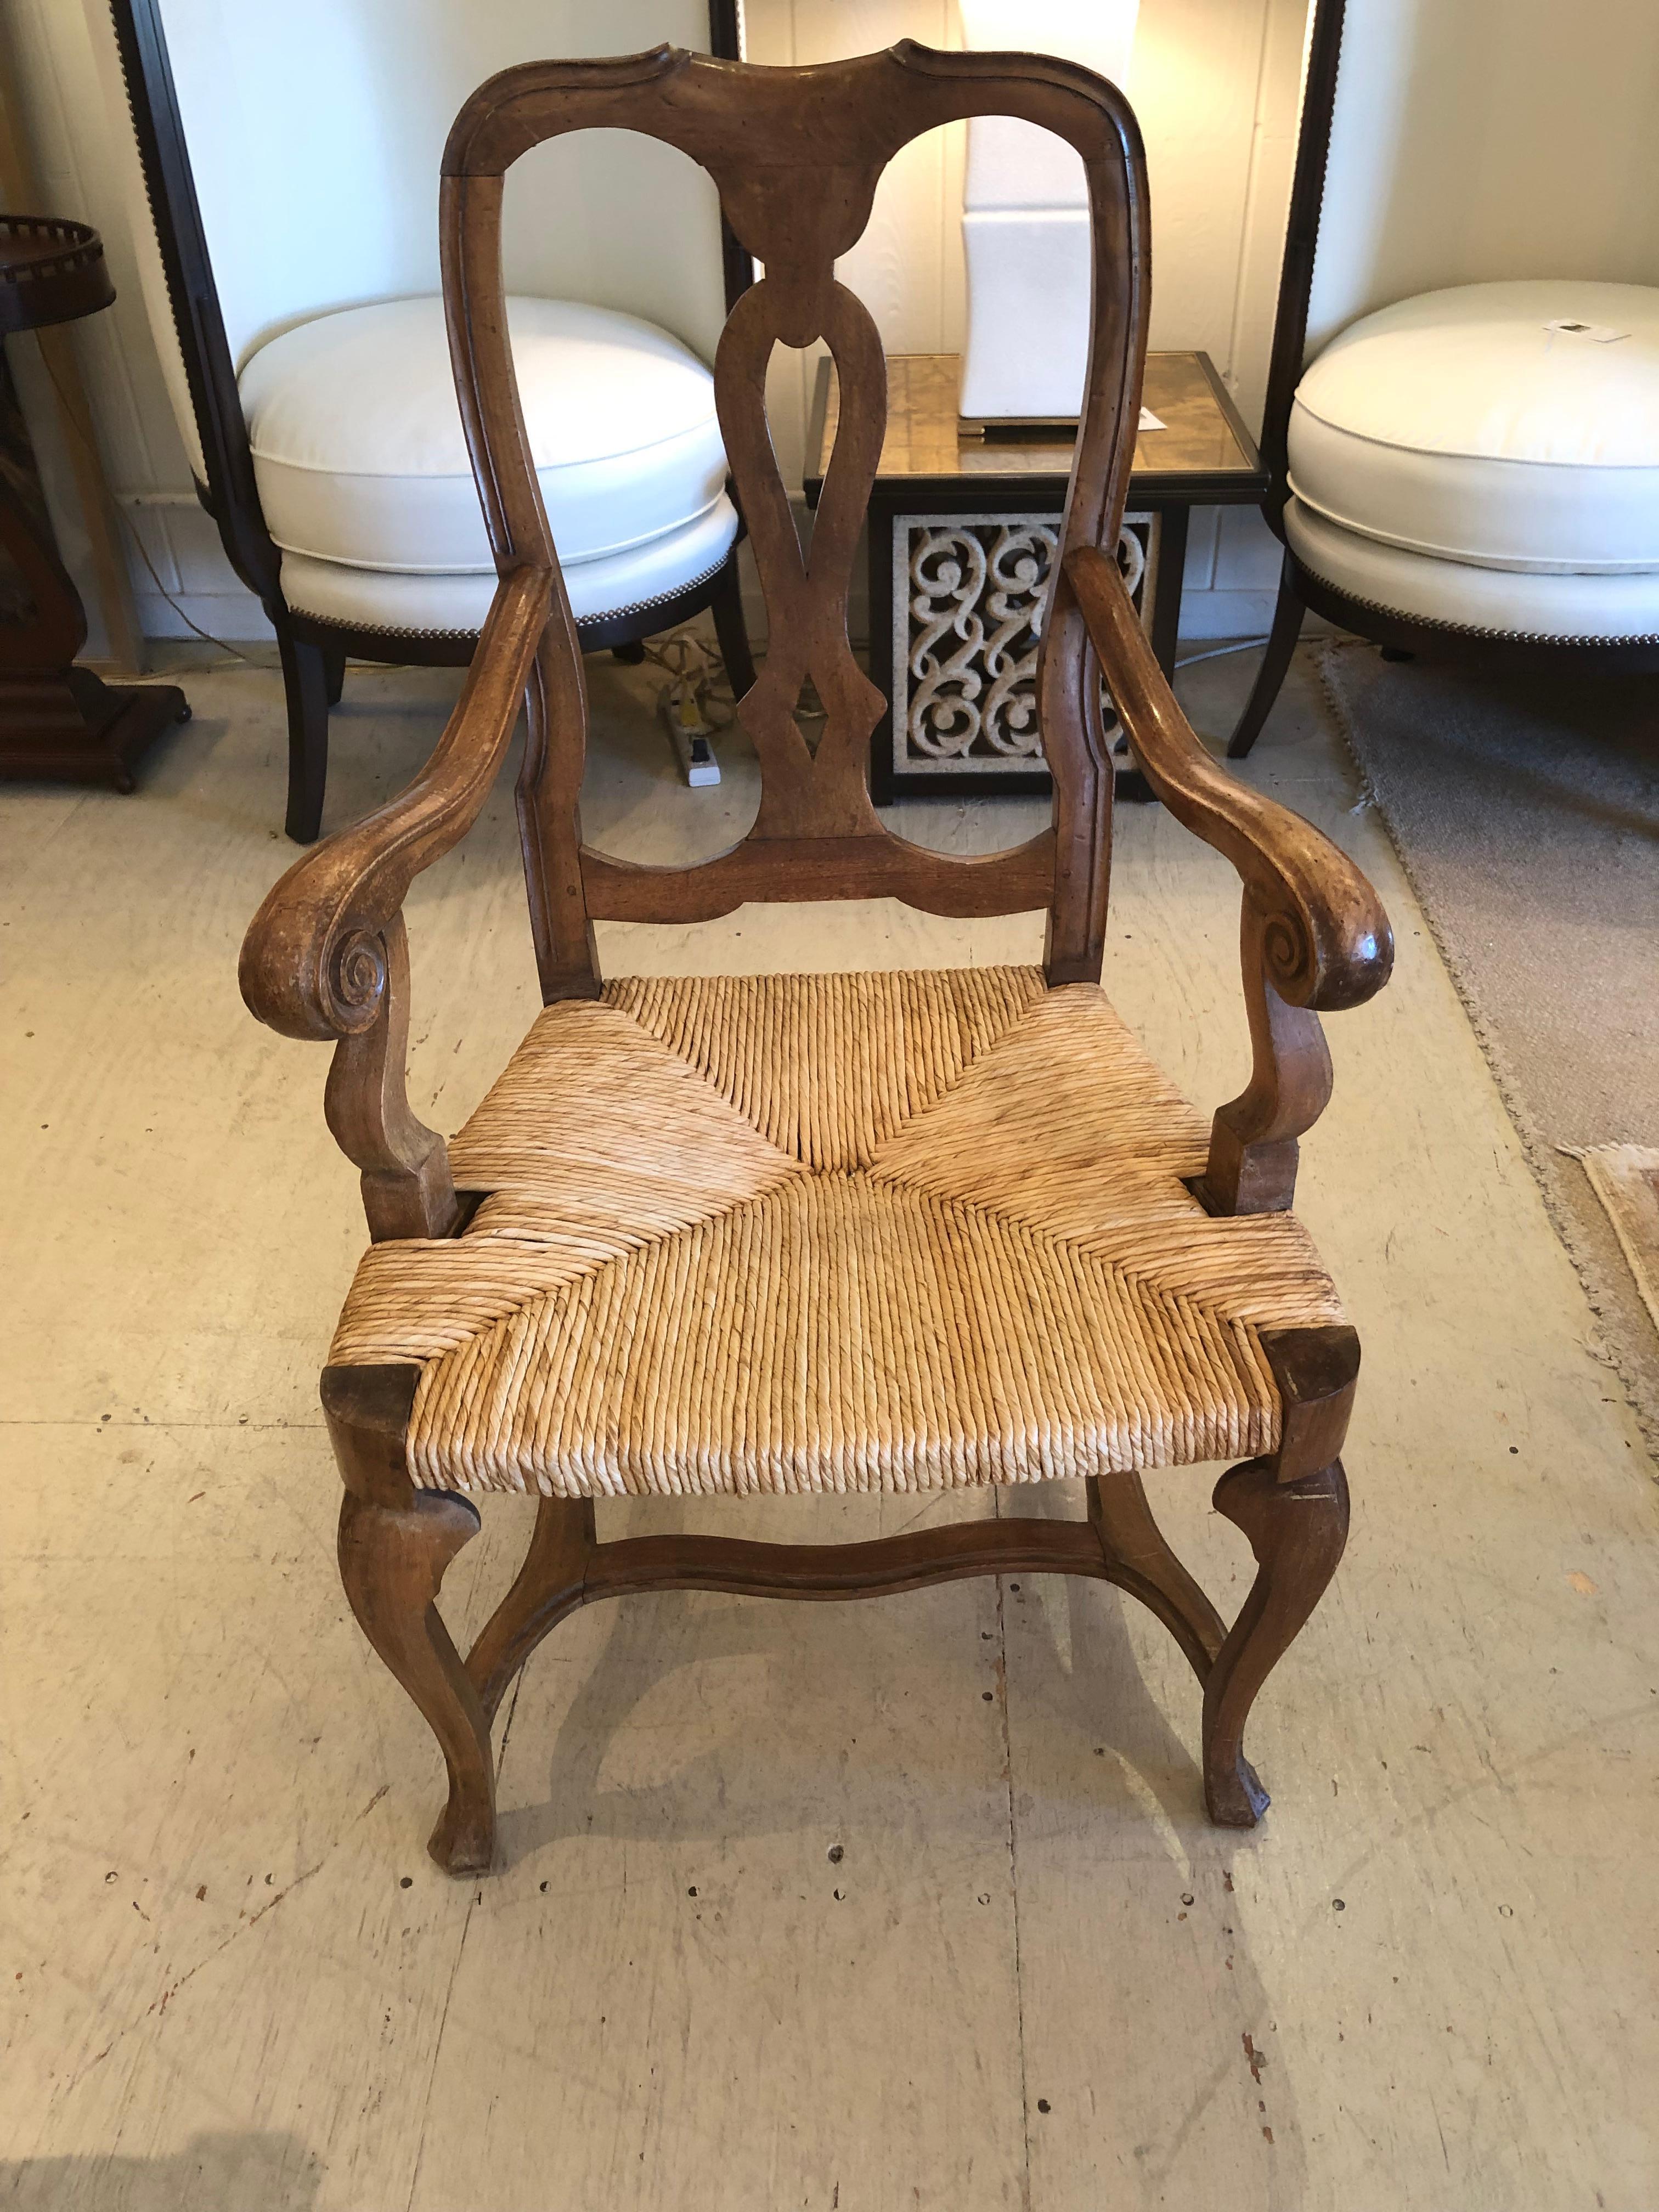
[{"left": 329, "top": 969, "right": 1345, "bottom": 1497}]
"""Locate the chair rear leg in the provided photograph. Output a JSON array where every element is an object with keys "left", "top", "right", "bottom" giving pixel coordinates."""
[
  {"left": 321, "top": 641, "right": 347, "bottom": 705},
  {"left": 1202, "top": 1458, "right": 1349, "bottom": 1825},
  {"left": 1087, "top": 1470, "right": 1227, "bottom": 1679},
  {"left": 466, "top": 1493, "right": 596, "bottom": 1725},
  {"left": 277, "top": 627, "right": 330, "bottom": 843},
  {"left": 709, "top": 549, "right": 757, "bottom": 699},
  {"left": 1226, "top": 555, "right": 1305, "bottom": 760}
]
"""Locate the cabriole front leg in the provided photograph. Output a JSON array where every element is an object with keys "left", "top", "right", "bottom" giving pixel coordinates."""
[
  {"left": 1202, "top": 1457, "right": 1350, "bottom": 1825},
  {"left": 1201, "top": 1323, "right": 1358, "bottom": 1825},
  {"left": 326, "top": 1365, "right": 496, "bottom": 1875}
]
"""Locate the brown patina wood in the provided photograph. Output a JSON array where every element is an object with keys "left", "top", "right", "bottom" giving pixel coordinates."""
[{"left": 242, "top": 43, "right": 1393, "bottom": 1876}]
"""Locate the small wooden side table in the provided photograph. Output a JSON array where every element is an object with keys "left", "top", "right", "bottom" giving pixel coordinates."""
[
  {"left": 803, "top": 351, "right": 1266, "bottom": 799},
  {"left": 0, "top": 214, "right": 187, "bottom": 791}
]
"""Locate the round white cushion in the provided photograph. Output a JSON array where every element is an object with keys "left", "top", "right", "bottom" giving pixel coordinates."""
[
  {"left": 1284, "top": 498, "right": 1659, "bottom": 640},
  {"left": 1289, "top": 281, "right": 1659, "bottom": 574},
  {"left": 240, "top": 295, "right": 730, "bottom": 575},
  {"left": 278, "top": 496, "right": 740, "bottom": 637}
]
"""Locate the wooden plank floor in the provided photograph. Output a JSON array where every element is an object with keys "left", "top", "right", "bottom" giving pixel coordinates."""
[{"left": 1, "top": 645, "right": 1654, "bottom": 2210}]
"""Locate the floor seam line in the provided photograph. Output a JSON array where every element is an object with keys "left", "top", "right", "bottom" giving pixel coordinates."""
[
  {"left": 994, "top": 1492, "right": 1034, "bottom": 2212},
  {"left": 0, "top": 1418, "right": 328, "bottom": 1430},
  {"left": 405, "top": 1893, "right": 474, "bottom": 2212},
  {"left": 404, "top": 1623, "right": 521, "bottom": 2211}
]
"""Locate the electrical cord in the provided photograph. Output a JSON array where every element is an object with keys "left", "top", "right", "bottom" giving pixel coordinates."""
[
  {"left": 642, "top": 625, "right": 738, "bottom": 732},
  {"left": 1173, "top": 634, "right": 1271, "bottom": 670}
]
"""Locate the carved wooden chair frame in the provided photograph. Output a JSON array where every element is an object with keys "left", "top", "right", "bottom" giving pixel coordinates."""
[{"left": 241, "top": 41, "right": 1392, "bottom": 1876}]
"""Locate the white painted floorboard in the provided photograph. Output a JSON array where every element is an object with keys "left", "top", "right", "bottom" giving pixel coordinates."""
[{"left": 1, "top": 647, "right": 1654, "bottom": 2210}]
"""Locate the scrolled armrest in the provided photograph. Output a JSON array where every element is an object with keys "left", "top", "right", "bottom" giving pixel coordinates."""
[
  {"left": 239, "top": 564, "right": 552, "bottom": 1042},
  {"left": 1063, "top": 543, "right": 1393, "bottom": 1013}
]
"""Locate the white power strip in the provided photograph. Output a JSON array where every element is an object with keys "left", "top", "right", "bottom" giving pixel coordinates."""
[{"left": 660, "top": 685, "right": 721, "bottom": 787}]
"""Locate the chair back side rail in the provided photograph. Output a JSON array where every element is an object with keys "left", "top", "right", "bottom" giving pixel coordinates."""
[
  {"left": 107, "top": 0, "right": 284, "bottom": 610},
  {"left": 1254, "top": 0, "right": 1346, "bottom": 529}
]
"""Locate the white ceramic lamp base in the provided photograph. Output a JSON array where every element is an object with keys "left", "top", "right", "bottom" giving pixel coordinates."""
[{"left": 957, "top": 0, "right": 1138, "bottom": 427}]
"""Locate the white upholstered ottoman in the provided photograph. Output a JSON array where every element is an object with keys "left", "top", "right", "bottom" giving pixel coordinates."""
[
  {"left": 1282, "top": 279, "right": 1659, "bottom": 639},
  {"left": 239, "top": 295, "right": 738, "bottom": 638}
]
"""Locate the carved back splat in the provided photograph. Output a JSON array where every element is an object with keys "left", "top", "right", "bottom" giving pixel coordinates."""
[{"left": 441, "top": 42, "right": 1150, "bottom": 997}]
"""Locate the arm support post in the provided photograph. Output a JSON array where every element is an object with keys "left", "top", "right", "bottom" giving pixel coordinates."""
[
  {"left": 323, "top": 912, "right": 459, "bottom": 1240},
  {"left": 240, "top": 566, "right": 551, "bottom": 1233},
  {"left": 1199, "top": 889, "right": 1333, "bottom": 1214},
  {"left": 1062, "top": 543, "right": 1392, "bottom": 1211}
]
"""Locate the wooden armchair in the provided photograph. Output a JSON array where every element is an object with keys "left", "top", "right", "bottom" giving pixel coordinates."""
[{"left": 240, "top": 41, "right": 1393, "bottom": 1877}]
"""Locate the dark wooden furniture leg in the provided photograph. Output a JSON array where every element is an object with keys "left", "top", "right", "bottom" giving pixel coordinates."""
[
  {"left": 1201, "top": 1325, "right": 1357, "bottom": 1824},
  {"left": 1204, "top": 1458, "right": 1348, "bottom": 1824},
  {"left": 1226, "top": 555, "right": 1305, "bottom": 759},
  {"left": 465, "top": 1494, "right": 596, "bottom": 1724},
  {"left": 277, "top": 625, "right": 331, "bottom": 844},
  {"left": 321, "top": 640, "right": 346, "bottom": 705},
  {"left": 0, "top": 216, "right": 191, "bottom": 789},
  {"left": 325, "top": 1365, "right": 496, "bottom": 1875},
  {"left": 0, "top": 657, "right": 189, "bottom": 791},
  {"left": 0, "top": 386, "right": 187, "bottom": 788},
  {"left": 1086, "top": 1466, "right": 1227, "bottom": 1677},
  {"left": 709, "top": 546, "right": 756, "bottom": 698}
]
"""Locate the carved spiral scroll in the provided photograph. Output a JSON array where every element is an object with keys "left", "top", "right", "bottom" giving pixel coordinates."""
[
  {"left": 1259, "top": 905, "right": 1317, "bottom": 1008},
  {"left": 898, "top": 516, "right": 1151, "bottom": 776},
  {"left": 329, "top": 929, "right": 390, "bottom": 1032},
  {"left": 1258, "top": 884, "right": 1390, "bottom": 1014},
  {"left": 908, "top": 531, "right": 989, "bottom": 757}
]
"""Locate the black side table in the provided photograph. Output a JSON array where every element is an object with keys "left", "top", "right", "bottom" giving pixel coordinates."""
[
  {"left": 0, "top": 214, "right": 187, "bottom": 791},
  {"left": 803, "top": 351, "right": 1266, "bottom": 800}
]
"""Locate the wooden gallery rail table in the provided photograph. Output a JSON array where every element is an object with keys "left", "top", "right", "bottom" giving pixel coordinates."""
[
  {"left": 0, "top": 213, "right": 187, "bottom": 789},
  {"left": 803, "top": 351, "right": 1266, "bottom": 800}
]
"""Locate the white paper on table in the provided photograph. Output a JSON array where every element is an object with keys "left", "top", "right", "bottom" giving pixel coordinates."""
[{"left": 1543, "top": 319, "right": 1629, "bottom": 344}]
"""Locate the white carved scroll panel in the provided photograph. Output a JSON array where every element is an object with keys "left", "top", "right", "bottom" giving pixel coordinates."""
[{"left": 892, "top": 510, "right": 1155, "bottom": 777}]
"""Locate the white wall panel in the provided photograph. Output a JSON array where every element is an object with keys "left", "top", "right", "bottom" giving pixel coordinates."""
[
  {"left": 1309, "top": 0, "right": 1659, "bottom": 358},
  {"left": 18, "top": 0, "right": 1308, "bottom": 639}
]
